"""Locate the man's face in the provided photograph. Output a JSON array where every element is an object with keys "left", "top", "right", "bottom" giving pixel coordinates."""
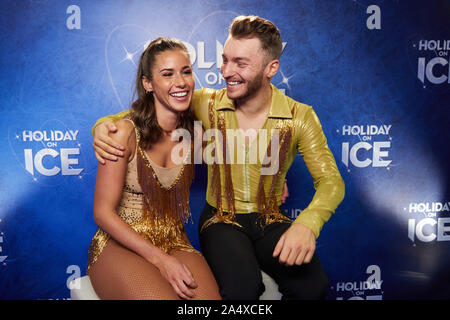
[{"left": 221, "top": 36, "right": 268, "bottom": 101}]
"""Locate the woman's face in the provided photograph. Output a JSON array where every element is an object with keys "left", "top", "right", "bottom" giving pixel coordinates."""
[{"left": 143, "top": 49, "right": 194, "bottom": 114}]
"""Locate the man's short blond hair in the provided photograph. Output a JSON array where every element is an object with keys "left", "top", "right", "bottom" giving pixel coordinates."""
[{"left": 229, "top": 15, "right": 282, "bottom": 61}]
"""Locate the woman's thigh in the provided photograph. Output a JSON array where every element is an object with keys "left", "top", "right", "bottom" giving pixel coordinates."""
[
  {"left": 88, "top": 239, "right": 179, "bottom": 300},
  {"left": 170, "top": 250, "right": 221, "bottom": 300}
]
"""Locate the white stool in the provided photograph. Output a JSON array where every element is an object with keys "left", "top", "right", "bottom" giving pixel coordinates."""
[
  {"left": 69, "top": 275, "right": 100, "bottom": 300},
  {"left": 260, "top": 271, "right": 282, "bottom": 300},
  {"left": 70, "top": 271, "right": 281, "bottom": 300}
]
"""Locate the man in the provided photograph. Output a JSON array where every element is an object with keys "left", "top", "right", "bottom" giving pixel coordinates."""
[{"left": 93, "top": 15, "right": 345, "bottom": 300}]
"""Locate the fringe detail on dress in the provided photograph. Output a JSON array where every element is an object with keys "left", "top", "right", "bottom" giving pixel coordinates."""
[{"left": 136, "top": 140, "right": 195, "bottom": 252}]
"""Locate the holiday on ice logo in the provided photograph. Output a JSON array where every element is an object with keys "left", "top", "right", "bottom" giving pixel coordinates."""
[
  {"left": 339, "top": 124, "right": 392, "bottom": 171},
  {"left": 406, "top": 201, "right": 450, "bottom": 243}
]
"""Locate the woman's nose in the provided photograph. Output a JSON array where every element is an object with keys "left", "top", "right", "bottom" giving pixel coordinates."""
[{"left": 174, "top": 73, "right": 186, "bottom": 87}]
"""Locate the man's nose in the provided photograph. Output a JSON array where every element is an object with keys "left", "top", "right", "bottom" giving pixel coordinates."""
[{"left": 221, "top": 63, "right": 233, "bottom": 78}]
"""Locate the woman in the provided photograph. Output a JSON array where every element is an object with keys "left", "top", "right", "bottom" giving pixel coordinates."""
[{"left": 87, "top": 37, "right": 220, "bottom": 300}]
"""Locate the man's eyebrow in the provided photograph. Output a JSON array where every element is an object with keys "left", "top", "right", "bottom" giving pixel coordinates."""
[{"left": 222, "top": 54, "right": 250, "bottom": 62}]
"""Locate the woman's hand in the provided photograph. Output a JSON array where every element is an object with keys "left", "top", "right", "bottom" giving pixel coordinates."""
[{"left": 153, "top": 252, "right": 198, "bottom": 300}]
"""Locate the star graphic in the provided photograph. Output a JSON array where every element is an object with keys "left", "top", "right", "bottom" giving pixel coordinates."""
[
  {"left": 120, "top": 45, "right": 138, "bottom": 66},
  {"left": 277, "top": 69, "right": 293, "bottom": 91}
]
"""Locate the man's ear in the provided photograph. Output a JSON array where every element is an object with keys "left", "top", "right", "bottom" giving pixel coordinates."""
[
  {"left": 265, "top": 59, "right": 279, "bottom": 80},
  {"left": 142, "top": 76, "right": 153, "bottom": 93}
]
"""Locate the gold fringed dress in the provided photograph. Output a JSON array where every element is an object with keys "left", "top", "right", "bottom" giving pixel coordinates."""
[{"left": 87, "top": 119, "right": 199, "bottom": 273}]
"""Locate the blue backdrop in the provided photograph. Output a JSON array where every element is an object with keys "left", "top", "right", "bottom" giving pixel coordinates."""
[{"left": 1, "top": 0, "right": 449, "bottom": 300}]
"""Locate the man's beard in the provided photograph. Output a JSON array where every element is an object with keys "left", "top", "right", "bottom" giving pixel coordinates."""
[{"left": 234, "top": 70, "right": 264, "bottom": 102}]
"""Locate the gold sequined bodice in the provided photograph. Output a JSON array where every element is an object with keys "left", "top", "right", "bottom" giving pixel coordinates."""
[{"left": 87, "top": 119, "right": 197, "bottom": 271}]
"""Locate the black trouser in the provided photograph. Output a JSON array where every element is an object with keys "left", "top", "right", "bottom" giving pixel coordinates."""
[{"left": 198, "top": 203, "right": 329, "bottom": 300}]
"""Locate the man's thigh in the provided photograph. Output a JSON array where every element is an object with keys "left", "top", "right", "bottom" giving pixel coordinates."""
[
  {"left": 199, "top": 221, "right": 264, "bottom": 299},
  {"left": 254, "top": 222, "right": 329, "bottom": 300}
]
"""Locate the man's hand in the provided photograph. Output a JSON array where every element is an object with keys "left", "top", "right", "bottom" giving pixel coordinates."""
[
  {"left": 93, "top": 121, "right": 125, "bottom": 164},
  {"left": 272, "top": 223, "right": 316, "bottom": 266}
]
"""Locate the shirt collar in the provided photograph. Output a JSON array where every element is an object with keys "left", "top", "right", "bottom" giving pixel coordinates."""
[{"left": 215, "top": 84, "right": 292, "bottom": 119}]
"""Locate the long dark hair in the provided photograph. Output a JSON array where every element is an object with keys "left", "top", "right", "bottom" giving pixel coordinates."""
[{"left": 131, "top": 37, "right": 194, "bottom": 149}]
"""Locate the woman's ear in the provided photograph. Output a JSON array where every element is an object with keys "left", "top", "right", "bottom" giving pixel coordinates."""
[{"left": 142, "top": 76, "right": 153, "bottom": 93}]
